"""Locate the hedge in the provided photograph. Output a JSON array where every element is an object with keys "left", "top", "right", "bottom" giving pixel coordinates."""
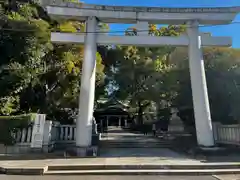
[{"left": 0, "top": 113, "right": 36, "bottom": 145}]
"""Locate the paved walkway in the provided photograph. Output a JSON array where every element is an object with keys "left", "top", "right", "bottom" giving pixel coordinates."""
[
  {"left": 101, "top": 127, "right": 161, "bottom": 142},
  {"left": 99, "top": 148, "right": 188, "bottom": 158},
  {"left": 100, "top": 126, "right": 173, "bottom": 144},
  {"left": 100, "top": 126, "right": 187, "bottom": 158}
]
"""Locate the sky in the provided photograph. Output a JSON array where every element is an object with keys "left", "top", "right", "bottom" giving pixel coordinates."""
[{"left": 82, "top": 0, "right": 240, "bottom": 48}]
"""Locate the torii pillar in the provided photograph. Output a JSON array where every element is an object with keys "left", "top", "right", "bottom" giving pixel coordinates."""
[
  {"left": 75, "top": 16, "right": 97, "bottom": 156},
  {"left": 187, "top": 20, "right": 214, "bottom": 147}
]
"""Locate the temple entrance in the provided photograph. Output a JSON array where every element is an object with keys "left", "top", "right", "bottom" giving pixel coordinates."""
[
  {"left": 46, "top": 2, "right": 236, "bottom": 156},
  {"left": 108, "top": 116, "right": 120, "bottom": 127},
  {"left": 94, "top": 98, "right": 131, "bottom": 132}
]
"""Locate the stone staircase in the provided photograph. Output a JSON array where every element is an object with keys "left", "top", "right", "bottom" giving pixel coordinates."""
[
  {"left": 99, "top": 132, "right": 173, "bottom": 148},
  {"left": 100, "top": 138, "right": 172, "bottom": 148}
]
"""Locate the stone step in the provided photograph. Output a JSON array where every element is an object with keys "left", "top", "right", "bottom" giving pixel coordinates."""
[
  {"left": 100, "top": 141, "right": 170, "bottom": 144},
  {"left": 4, "top": 163, "right": 240, "bottom": 175},
  {"left": 47, "top": 164, "right": 240, "bottom": 171},
  {"left": 100, "top": 143, "right": 171, "bottom": 145},
  {"left": 100, "top": 141, "right": 172, "bottom": 148},
  {"left": 101, "top": 141, "right": 170, "bottom": 143},
  {"left": 45, "top": 169, "right": 240, "bottom": 175},
  {"left": 100, "top": 142, "right": 170, "bottom": 144},
  {"left": 100, "top": 144, "right": 172, "bottom": 148}
]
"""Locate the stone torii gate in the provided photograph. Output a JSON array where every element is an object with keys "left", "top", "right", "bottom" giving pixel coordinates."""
[{"left": 45, "top": 1, "right": 239, "bottom": 156}]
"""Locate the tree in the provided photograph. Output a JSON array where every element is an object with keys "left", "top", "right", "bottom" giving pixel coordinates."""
[
  {"left": 0, "top": 1, "right": 107, "bottom": 123},
  {"left": 0, "top": 1, "right": 52, "bottom": 114},
  {"left": 170, "top": 47, "right": 240, "bottom": 125},
  {"left": 107, "top": 24, "right": 185, "bottom": 124}
]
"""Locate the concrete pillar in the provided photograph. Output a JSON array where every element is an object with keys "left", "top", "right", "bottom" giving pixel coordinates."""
[
  {"left": 31, "top": 114, "right": 46, "bottom": 149},
  {"left": 76, "top": 16, "right": 97, "bottom": 148},
  {"left": 106, "top": 116, "right": 109, "bottom": 128},
  {"left": 119, "top": 117, "right": 121, "bottom": 127},
  {"left": 43, "top": 120, "right": 53, "bottom": 152},
  {"left": 125, "top": 119, "right": 127, "bottom": 127},
  {"left": 136, "top": 21, "right": 149, "bottom": 36},
  {"left": 100, "top": 119, "right": 103, "bottom": 133},
  {"left": 187, "top": 20, "right": 214, "bottom": 147}
]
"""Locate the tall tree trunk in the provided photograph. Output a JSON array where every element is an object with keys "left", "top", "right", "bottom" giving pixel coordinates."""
[{"left": 8, "top": 0, "right": 17, "bottom": 11}]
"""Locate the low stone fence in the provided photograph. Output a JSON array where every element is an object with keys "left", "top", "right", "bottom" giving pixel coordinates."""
[
  {"left": 213, "top": 123, "right": 240, "bottom": 146},
  {"left": 55, "top": 125, "right": 76, "bottom": 149},
  {"left": 58, "top": 125, "right": 76, "bottom": 142},
  {"left": 2, "top": 126, "right": 34, "bottom": 154},
  {"left": 1, "top": 117, "right": 57, "bottom": 154},
  {"left": 0, "top": 114, "right": 59, "bottom": 154},
  {"left": 14, "top": 126, "right": 33, "bottom": 144},
  {"left": 6, "top": 120, "right": 78, "bottom": 153},
  {"left": 3, "top": 119, "right": 83, "bottom": 154}
]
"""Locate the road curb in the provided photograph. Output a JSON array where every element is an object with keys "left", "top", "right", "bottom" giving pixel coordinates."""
[
  {"left": 1, "top": 166, "right": 48, "bottom": 175},
  {"left": 212, "top": 175, "right": 221, "bottom": 180},
  {"left": 44, "top": 169, "right": 240, "bottom": 176},
  {"left": 47, "top": 164, "right": 240, "bottom": 171},
  {"left": 1, "top": 164, "right": 240, "bottom": 175}
]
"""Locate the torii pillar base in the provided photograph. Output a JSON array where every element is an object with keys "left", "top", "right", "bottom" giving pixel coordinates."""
[{"left": 65, "top": 146, "right": 98, "bottom": 157}]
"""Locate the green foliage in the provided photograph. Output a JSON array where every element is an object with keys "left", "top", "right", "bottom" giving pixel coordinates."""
[
  {"left": 0, "top": 1, "right": 106, "bottom": 122},
  {"left": 0, "top": 113, "right": 36, "bottom": 145},
  {"left": 0, "top": 96, "right": 19, "bottom": 115},
  {"left": 107, "top": 25, "right": 185, "bottom": 124},
  {"left": 0, "top": 113, "right": 36, "bottom": 122},
  {"left": 0, "top": 1, "right": 52, "bottom": 114},
  {"left": 171, "top": 47, "right": 240, "bottom": 124}
]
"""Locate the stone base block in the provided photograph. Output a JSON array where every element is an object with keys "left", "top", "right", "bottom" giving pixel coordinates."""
[
  {"left": 91, "top": 134, "right": 100, "bottom": 146},
  {"left": 65, "top": 146, "right": 98, "bottom": 157},
  {"left": 43, "top": 143, "right": 55, "bottom": 153},
  {"left": 30, "top": 148, "right": 42, "bottom": 153},
  {"left": 188, "top": 146, "right": 227, "bottom": 157}
]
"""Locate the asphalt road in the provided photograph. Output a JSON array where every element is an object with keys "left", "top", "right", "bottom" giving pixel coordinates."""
[{"left": 0, "top": 175, "right": 219, "bottom": 180}]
